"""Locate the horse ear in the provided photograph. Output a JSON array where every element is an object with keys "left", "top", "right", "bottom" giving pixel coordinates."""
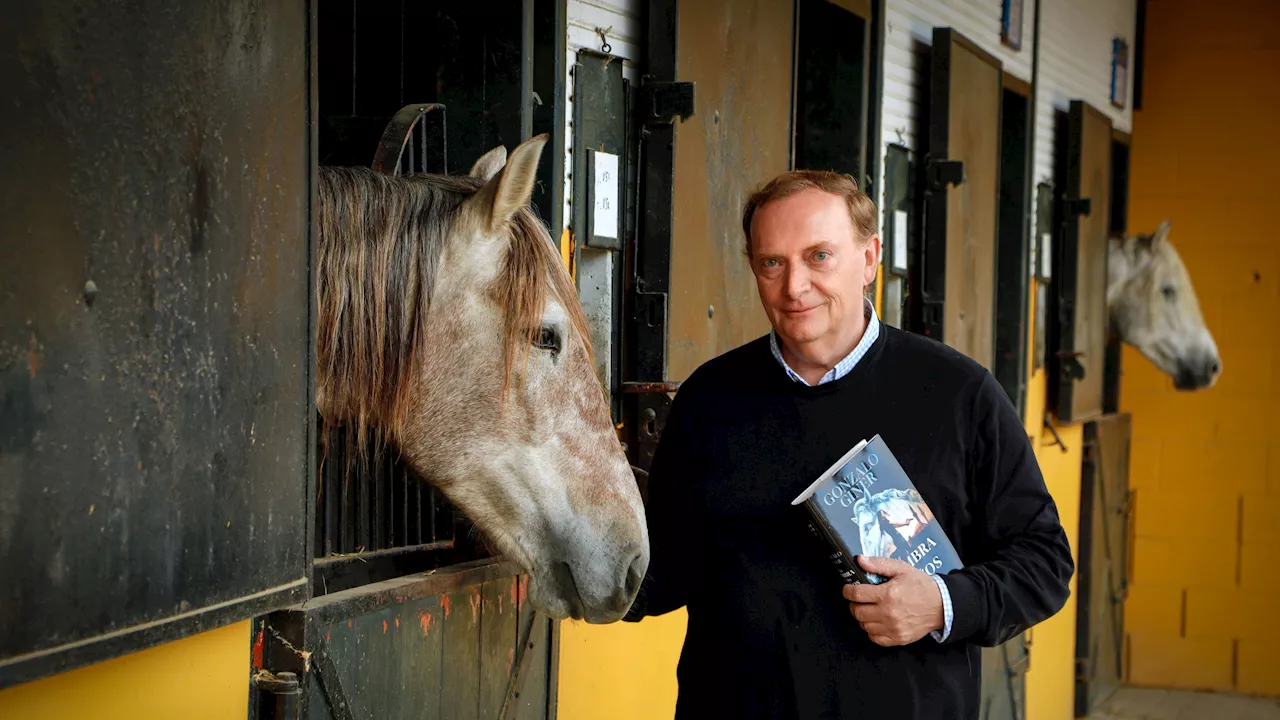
[
  {"left": 472, "top": 134, "right": 547, "bottom": 233},
  {"left": 469, "top": 145, "right": 507, "bottom": 181},
  {"left": 1151, "top": 219, "right": 1173, "bottom": 247}
]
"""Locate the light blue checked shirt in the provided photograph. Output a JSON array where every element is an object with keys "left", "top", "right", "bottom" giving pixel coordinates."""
[{"left": 769, "top": 296, "right": 955, "bottom": 643}]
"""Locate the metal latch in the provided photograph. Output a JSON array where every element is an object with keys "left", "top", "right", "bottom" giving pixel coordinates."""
[
  {"left": 925, "top": 159, "right": 965, "bottom": 191},
  {"left": 638, "top": 80, "right": 695, "bottom": 124}
]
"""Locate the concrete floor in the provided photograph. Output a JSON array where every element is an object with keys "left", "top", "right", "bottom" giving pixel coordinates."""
[{"left": 1087, "top": 687, "right": 1280, "bottom": 720}]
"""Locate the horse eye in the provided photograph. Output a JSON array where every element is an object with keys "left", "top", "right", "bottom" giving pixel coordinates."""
[
  {"left": 534, "top": 325, "right": 561, "bottom": 353},
  {"left": 1162, "top": 284, "right": 1177, "bottom": 300}
]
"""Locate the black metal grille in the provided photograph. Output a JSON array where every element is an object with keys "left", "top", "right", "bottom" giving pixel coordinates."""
[{"left": 314, "top": 427, "right": 455, "bottom": 562}]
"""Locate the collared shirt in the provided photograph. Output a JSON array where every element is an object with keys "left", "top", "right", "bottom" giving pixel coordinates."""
[{"left": 768, "top": 295, "right": 955, "bottom": 642}]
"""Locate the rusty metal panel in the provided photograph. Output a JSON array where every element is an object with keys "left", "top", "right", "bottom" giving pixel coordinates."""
[
  {"left": 668, "top": 0, "right": 793, "bottom": 380},
  {"left": 0, "top": 0, "right": 313, "bottom": 688},
  {"left": 1075, "top": 413, "right": 1131, "bottom": 716}
]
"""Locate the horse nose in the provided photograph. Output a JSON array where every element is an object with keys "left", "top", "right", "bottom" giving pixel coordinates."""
[{"left": 1174, "top": 356, "right": 1220, "bottom": 390}]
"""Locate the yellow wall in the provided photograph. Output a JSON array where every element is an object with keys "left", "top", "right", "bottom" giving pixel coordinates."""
[
  {"left": 0, "top": 620, "right": 251, "bottom": 719},
  {"left": 557, "top": 614, "right": 685, "bottom": 719},
  {"left": 1119, "top": 0, "right": 1280, "bottom": 697},
  {"left": 1022, "top": 281, "right": 1087, "bottom": 720}
]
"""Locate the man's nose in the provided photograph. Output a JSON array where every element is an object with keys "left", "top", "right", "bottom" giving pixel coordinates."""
[{"left": 783, "top": 264, "right": 809, "bottom": 298}]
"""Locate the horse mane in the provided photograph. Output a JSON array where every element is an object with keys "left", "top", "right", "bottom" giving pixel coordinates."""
[{"left": 315, "top": 165, "right": 590, "bottom": 448}]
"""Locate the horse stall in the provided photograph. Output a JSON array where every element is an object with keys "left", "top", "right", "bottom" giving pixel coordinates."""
[{"left": 251, "top": 3, "right": 570, "bottom": 719}]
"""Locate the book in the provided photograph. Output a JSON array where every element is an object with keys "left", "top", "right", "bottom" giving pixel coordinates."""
[{"left": 791, "top": 434, "right": 963, "bottom": 586}]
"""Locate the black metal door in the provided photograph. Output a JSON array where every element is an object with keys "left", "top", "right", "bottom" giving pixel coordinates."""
[
  {"left": 252, "top": 560, "right": 554, "bottom": 720},
  {"left": 917, "top": 28, "right": 1003, "bottom": 371},
  {"left": 1049, "top": 101, "right": 1112, "bottom": 424},
  {"left": 1075, "top": 413, "right": 1132, "bottom": 716},
  {"left": 0, "top": 0, "right": 314, "bottom": 688}
]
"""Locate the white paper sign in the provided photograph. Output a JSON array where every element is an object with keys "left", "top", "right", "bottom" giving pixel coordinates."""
[
  {"left": 592, "top": 151, "right": 619, "bottom": 240},
  {"left": 1039, "top": 232, "right": 1053, "bottom": 279},
  {"left": 892, "top": 209, "right": 909, "bottom": 272}
]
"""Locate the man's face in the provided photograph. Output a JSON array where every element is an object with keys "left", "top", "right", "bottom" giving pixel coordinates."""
[{"left": 749, "top": 187, "right": 879, "bottom": 352}]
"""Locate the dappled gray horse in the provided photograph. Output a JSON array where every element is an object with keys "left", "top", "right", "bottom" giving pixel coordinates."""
[
  {"left": 314, "top": 135, "right": 647, "bottom": 623},
  {"left": 1108, "top": 220, "right": 1221, "bottom": 390}
]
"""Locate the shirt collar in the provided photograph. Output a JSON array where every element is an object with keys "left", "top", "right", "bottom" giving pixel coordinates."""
[{"left": 769, "top": 296, "right": 880, "bottom": 386}]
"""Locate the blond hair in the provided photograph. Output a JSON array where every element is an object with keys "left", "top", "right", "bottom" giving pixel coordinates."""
[{"left": 740, "top": 169, "right": 878, "bottom": 256}]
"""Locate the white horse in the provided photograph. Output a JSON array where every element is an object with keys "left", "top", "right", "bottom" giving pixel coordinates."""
[
  {"left": 314, "top": 135, "right": 647, "bottom": 623},
  {"left": 1108, "top": 220, "right": 1221, "bottom": 390}
]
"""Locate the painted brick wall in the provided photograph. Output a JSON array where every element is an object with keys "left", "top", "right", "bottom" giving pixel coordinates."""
[{"left": 1120, "top": 0, "right": 1280, "bottom": 697}]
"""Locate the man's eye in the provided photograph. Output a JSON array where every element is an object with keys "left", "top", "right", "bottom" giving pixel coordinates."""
[
  {"left": 763, "top": 259, "right": 780, "bottom": 268},
  {"left": 813, "top": 251, "right": 830, "bottom": 262}
]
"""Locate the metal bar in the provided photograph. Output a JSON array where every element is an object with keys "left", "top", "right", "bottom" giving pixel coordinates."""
[
  {"left": 419, "top": 120, "right": 427, "bottom": 173},
  {"left": 313, "top": 645, "right": 357, "bottom": 720},
  {"left": 337, "top": 434, "right": 349, "bottom": 554},
  {"left": 400, "top": 466, "right": 409, "bottom": 547},
  {"left": 373, "top": 444, "right": 384, "bottom": 551},
  {"left": 521, "top": 0, "right": 535, "bottom": 140},
  {"left": 370, "top": 103, "right": 445, "bottom": 175},
  {"left": 311, "top": 539, "right": 455, "bottom": 569},
  {"left": 414, "top": 476, "right": 423, "bottom": 545},
  {"left": 428, "top": 484, "right": 437, "bottom": 542},
  {"left": 357, "top": 447, "right": 369, "bottom": 552},
  {"left": 299, "top": 559, "right": 520, "bottom": 626},
  {"left": 500, "top": 607, "right": 543, "bottom": 720},
  {"left": 323, "top": 438, "right": 336, "bottom": 557}
]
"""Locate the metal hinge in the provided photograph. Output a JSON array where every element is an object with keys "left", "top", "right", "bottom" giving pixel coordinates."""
[
  {"left": 925, "top": 158, "right": 965, "bottom": 191},
  {"left": 1056, "top": 351, "right": 1087, "bottom": 381},
  {"left": 637, "top": 80, "right": 695, "bottom": 125}
]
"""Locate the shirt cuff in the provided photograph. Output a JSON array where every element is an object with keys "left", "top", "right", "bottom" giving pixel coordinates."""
[{"left": 929, "top": 574, "right": 954, "bottom": 643}]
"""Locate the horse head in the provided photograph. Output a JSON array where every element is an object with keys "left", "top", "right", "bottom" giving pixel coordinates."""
[
  {"left": 1108, "top": 220, "right": 1221, "bottom": 390},
  {"left": 315, "top": 135, "right": 647, "bottom": 623}
]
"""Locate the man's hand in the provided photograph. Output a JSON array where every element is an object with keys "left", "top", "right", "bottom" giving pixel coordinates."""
[{"left": 841, "top": 555, "right": 944, "bottom": 647}]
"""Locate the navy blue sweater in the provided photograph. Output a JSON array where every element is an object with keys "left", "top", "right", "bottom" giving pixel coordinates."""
[{"left": 624, "top": 325, "right": 1073, "bottom": 720}]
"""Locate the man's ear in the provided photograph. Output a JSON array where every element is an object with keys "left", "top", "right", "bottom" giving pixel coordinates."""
[
  {"left": 468, "top": 134, "right": 547, "bottom": 234},
  {"left": 863, "top": 233, "right": 882, "bottom": 285}
]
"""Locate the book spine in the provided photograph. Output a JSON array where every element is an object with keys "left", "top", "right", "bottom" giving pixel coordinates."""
[{"left": 803, "top": 501, "right": 873, "bottom": 586}]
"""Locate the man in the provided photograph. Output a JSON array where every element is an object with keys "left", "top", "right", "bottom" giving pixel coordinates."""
[{"left": 623, "top": 170, "right": 1073, "bottom": 720}]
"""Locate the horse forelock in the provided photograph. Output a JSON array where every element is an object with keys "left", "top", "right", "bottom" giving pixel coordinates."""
[
  {"left": 316, "top": 165, "right": 592, "bottom": 450},
  {"left": 494, "top": 206, "right": 595, "bottom": 401}
]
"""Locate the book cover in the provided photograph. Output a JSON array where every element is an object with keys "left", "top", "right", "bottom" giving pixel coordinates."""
[{"left": 791, "top": 434, "right": 963, "bottom": 585}]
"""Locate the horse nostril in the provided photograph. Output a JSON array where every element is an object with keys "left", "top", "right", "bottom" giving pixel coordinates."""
[
  {"left": 625, "top": 553, "right": 645, "bottom": 597},
  {"left": 1210, "top": 361, "right": 1221, "bottom": 376}
]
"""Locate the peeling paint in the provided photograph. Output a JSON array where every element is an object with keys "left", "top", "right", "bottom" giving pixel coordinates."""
[
  {"left": 418, "top": 609, "right": 433, "bottom": 636},
  {"left": 251, "top": 628, "right": 264, "bottom": 669},
  {"left": 442, "top": 594, "right": 451, "bottom": 619},
  {"left": 26, "top": 330, "right": 41, "bottom": 378}
]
